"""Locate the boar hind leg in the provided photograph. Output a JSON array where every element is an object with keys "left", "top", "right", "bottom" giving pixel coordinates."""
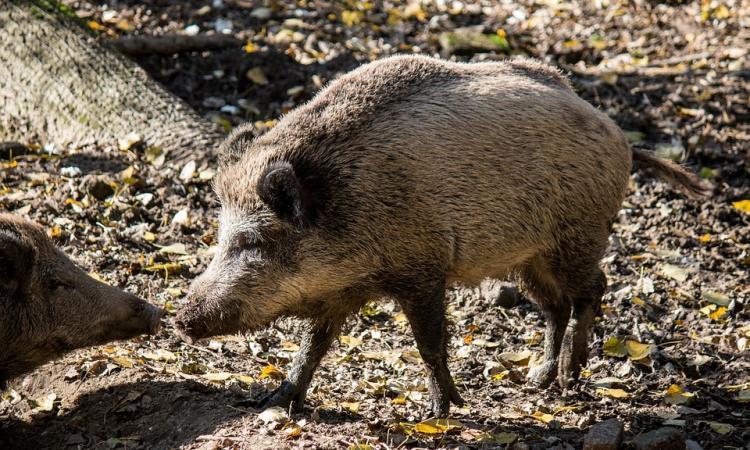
[
  {"left": 524, "top": 260, "right": 571, "bottom": 388},
  {"left": 258, "top": 317, "right": 345, "bottom": 411},
  {"left": 395, "top": 278, "right": 464, "bottom": 418},
  {"left": 558, "top": 268, "right": 606, "bottom": 388}
]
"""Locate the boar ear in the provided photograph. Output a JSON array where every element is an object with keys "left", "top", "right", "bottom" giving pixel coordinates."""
[
  {"left": 258, "top": 161, "right": 318, "bottom": 227},
  {"left": 0, "top": 230, "right": 35, "bottom": 297}
]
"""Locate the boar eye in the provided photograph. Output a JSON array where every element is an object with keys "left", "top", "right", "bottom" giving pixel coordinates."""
[{"left": 46, "top": 277, "right": 71, "bottom": 291}]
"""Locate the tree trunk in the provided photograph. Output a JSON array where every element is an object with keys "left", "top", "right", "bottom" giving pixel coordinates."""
[{"left": 0, "top": 0, "right": 224, "bottom": 163}]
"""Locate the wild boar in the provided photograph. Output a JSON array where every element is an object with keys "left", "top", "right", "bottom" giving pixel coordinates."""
[
  {"left": 175, "top": 55, "right": 709, "bottom": 416},
  {"left": 0, "top": 214, "right": 164, "bottom": 387}
]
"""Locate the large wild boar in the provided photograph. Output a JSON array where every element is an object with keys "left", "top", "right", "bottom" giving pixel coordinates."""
[
  {"left": 0, "top": 214, "right": 164, "bottom": 387},
  {"left": 175, "top": 55, "right": 709, "bottom": 416}
]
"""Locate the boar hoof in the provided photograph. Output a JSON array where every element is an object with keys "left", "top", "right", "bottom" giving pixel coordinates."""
[
  {"left": 428, "top": 378, "right": 464, "bottom": 418},
  {"left": 255, "top": 381, "right": 306, "bottom": 412},
  {"left": 527, "top": 360, "right": 557, "bottom": 388}
]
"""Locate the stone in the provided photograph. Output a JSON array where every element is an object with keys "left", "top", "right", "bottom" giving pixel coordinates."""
[
  {"left": 583, "top": 418, "right": 624, "bottom": 450},
  {"left": 633, "top": 427, "right": 686, "bottom": 450}
]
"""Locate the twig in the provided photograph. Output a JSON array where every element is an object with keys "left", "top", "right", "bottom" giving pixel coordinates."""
[{"left": 109, "top": 34, "right": 242, "bottom": 56}]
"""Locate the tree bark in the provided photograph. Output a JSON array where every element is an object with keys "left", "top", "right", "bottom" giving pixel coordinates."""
[{"left": 0, "top": 0, "right": 224, "bottom": 163}]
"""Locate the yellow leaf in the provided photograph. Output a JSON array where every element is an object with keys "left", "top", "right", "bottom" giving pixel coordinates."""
[
  {"left": 284, "top": 422, "right": 303, "bottom": 438},
  {"left": 631, "top": 296, "right": 646, "bottom": 306},
  {"left": 603, "top": 336, "right": 628, "bottom": 357},
  {"left": 709, "top": 422, "right": 733, "bottom": 435},
  {"left": 143, "top": 231, "right": 156, "bottom": 242},
  {"left": 403, "top": 3, "right": 426, "bottom": 21},
  {"left": 698, "top": 233, "right": 712, "bottom": 243},
  {"left": 563, "top": 39, "right": 581, "bottom": 48},
  {"left": 665, "top": 384, "right": 695, "bottom": 405},
  {"left": 259, "top": 364, "right": 285, "bottom": 380},
  {"left": 244, "top": 42, "right": 258, "bottom": 53},
  {"left": 144, "top": 262, "right": 182, "bottom": 274},
  {"left": 625, "top": 340, "right": 653, "bottom": 360},
  {"left": 340, "top": 401, "right": 360, "bottom": 413},
  {"left": 709, "top": 306, "right": 727, "bottom": 321},
  {"left": 413, "top": 418, "right": 463, "bottom": 434},
  {"left": 530, "top": 411, "right": 554, "bottom": 423},
  {"left": 392, "top": 395, "right": 407, "bottom": 405},
  {"left": 87, "top": 21, "right": 105, "bottom": 31},
  {"left": 491, "top": 370, "right": 510, "bottom": 381},
  {"left": 340, "top": 335, "right": 363, "bottom": 348},
  {"left": 112, "top": 356, "right": 135, "bottom": 368},
  {"left": 341, "top": 10, "right": 363, "bottom": 27},
  {"left": 732, "top": 200, "right": 750, "bottom": 214},
  {"left": 596, "top": 388, "right": 629, "bottom": 399}
]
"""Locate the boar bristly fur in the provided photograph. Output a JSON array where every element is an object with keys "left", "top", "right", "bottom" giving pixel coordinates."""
[
  {"left": 0, "top": 215, "right": 164, "bottom": 387},
  {"left": 176, "top": 55, "right": 710, "bottom": 417}
]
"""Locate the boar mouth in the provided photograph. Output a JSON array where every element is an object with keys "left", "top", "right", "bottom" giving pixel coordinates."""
[{"left": 97, "top": 302, "right": 165, "bottom": 342}]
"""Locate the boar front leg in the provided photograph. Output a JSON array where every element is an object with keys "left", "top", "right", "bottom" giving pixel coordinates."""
[
  {"left": 396, "top": 280, "right": 464, "bottom": 417},
  {"left": 259, "top": 317, "right": 344, "bottom": 411}
]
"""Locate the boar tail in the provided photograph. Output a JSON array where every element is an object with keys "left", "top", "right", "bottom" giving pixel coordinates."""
[{"left": 632, "top": 149, "right": 712, "bottom": 198}]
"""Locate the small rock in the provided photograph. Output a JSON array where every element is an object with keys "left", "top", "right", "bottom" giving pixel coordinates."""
[
  {"left": 583, "top": 418, "right": 624, "bottom": 450},
  {"left": 685, "top": 440, "right": 703, "bottom": 450},
  {"left": 250, "top": 7, "right": 272, "bottom": 20},
  {"left": 633, "top": 427, "right": 686, "bottom": 450}
]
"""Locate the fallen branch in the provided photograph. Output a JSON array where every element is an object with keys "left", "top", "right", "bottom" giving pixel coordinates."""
[{"left": 110, "top": 33, "right": 242, "bottom": 56}]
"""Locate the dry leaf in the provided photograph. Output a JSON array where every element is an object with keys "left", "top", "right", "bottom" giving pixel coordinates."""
[
  {"left": 603, "top": 336, "right": 628, "bottom": 357},
  {"left": 413, "top": 418, "right": 463, "bottom": 434},
  {"left": 340, "top": 401, "right": 360, "bottom": 413},
  {"left": 596, "top": 388, "right": 629, "bottom": 399},
  {"left": 665, "top": 384, "right": 694, "bottom": 405},
  {"left": 530, "top": 411, "right": 555, "bottom": 423},
  {"left": 732, "top": 200, "right": 750, "bottom": 214},
  {"left": 258, "top": 406, "right": 287, "bottom": 424},
  {"left": 158, "top": 243, "right": 188, "bottom": 255},
  {"left": 142, "top": 349, "right": 177, "bottom": 362},
  {"left": 259, "top": 364, "right": 285, "bottom": 380},
  {"left": 625, "top": 340, "right": 654, "bottom": 360},
  {"left": 708, "top": 422, "right": 733, "bottom": 435}
]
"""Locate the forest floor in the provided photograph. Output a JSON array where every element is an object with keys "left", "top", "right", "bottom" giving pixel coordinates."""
[{"left": 1, "top": 0, "right": 749, "bottom": 449}]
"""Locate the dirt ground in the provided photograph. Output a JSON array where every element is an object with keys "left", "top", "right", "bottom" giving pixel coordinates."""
[{"left": 1, "top": 0, "right": 749, "bottom": 449}]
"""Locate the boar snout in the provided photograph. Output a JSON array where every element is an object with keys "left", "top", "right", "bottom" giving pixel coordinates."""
[
  {"left": 174, "top": 290, "right": 244, "bottom": 344},
  {"left": 104, "top": 291, "right": 165, "bottom": 339}
]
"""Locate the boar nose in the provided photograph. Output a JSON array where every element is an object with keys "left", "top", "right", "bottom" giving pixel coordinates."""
[{"left": 144, "top": 302, "right": 165, "bottom": 334}]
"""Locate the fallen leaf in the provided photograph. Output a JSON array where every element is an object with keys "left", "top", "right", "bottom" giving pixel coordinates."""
[
  {"left": 142, "top": 349, "right": 177, "bottom": 362},
  {"left": 499, "top": 350, "right": 532, "bottom": 366},
  {"left": 732, "top": 200, "right": 750, "bottom": 214},
  {"left": 596, "top": 388, "right": 629, "bottom": 399},
  {"left": 413, "top": 418, "right": 463, "bottom": 434},
  {"left": 665, "top": 384, "right": 695, "bottom": 405},
  {"left": 530, "top": 411, "right": 555, "bottom": 423},
  {"left": 258, "top": 406, "right": 287, "bottom": 424},
  {"left": 341, "top": 10, "right": 363, "bottom": 27},
  {"left": 603, "top": 336, "right": 628, "bottom": 358},
  {"left": 340, "top": 335, "right": 363, "bottom": 348},
  {"left": 702, "top": 291, "right": 730, "bottom": 307},
  {"left": 625, "top": 340, "right": 654, "bottom": 360},
  {"left": 340, "top": 401, "right": 360, "bottom": 413},
  {"left": 33, "top": 393, "right": 57, "bottom": 412},
  {"left": 708, "top": 422, "right": 733, "bottom": 435},
  {"left": 157, "top": 243, "right": 188, "bottom": 255},
  {"left": 111, "top": 356, "right": 134, "bottom": 368},
  {"left": 202, "top": 372, "right": 232, "bottom": 382},
  {"left": 259, "top": 364, "right": 285, "bottom": 380},
  {"left": 246, "top": 67, "right": 269, "bottom": 85},
  {"left": 660, "top": 264, "right": 689, "bottom": 282}
]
